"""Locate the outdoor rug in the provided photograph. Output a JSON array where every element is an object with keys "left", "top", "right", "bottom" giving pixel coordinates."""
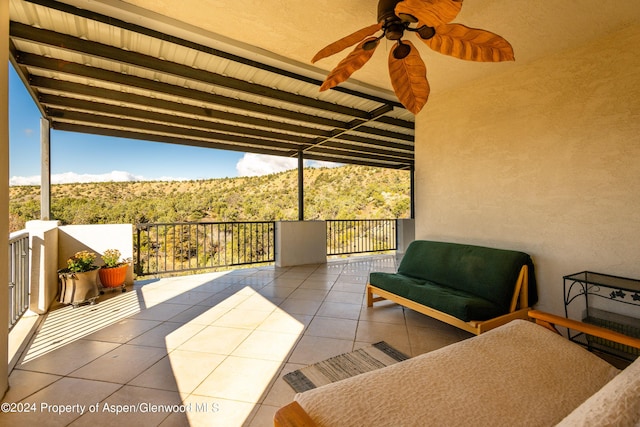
[{"left": 283, "top": 341, "right": 410, "bottom": 393}]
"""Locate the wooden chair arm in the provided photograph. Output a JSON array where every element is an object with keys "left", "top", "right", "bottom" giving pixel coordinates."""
[
  {"left": 528, "top": 310, "right": 640, "bottom": 350},
  {"left": 274, "top": 401, "right": 318, "bottom": 427}
]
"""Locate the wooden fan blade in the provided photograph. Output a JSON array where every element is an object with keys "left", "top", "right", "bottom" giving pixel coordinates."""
[
  {"left": 395, "top": 0, "right": 462, "bottom": 27},
  {"left": 312, "top": 23, "right": 383, "bottom": 63},
  {"left": 425, "top": 23, "right": 515, "bottom": 61},
  {"left": 319, "top": 38, "right": 379, "bottom": 91},
  {"left": 388, "top": 41, "right": 429, "bottom": 114}
]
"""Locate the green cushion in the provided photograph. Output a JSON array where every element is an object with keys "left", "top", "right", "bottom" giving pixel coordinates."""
[
  {"left": 397, "top": 240, "right": 536, "bottom": 310},
  {"left": 369, "top": 274, "right": 503, "bottom": 321},
  {"left": 369, "top": 272, "right": 426, "bottom": 290}
]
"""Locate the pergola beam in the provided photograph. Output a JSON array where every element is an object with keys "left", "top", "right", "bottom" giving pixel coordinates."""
[{"left": 11, "top": 22, "right": 375, "bottom": 119}]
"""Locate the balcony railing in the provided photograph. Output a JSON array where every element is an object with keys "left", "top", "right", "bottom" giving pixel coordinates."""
[
  {"left": 134, "top": 219, "right": 400, "bottom": 276},
  {"left": 9, "top": 231, "right": 29, "bottom": 330},
  {"left": 327, "top": 219, "right": 397, "bottom": 256},
  {"left": 135, "top": 221, "right": 275, "bottom": 276}
]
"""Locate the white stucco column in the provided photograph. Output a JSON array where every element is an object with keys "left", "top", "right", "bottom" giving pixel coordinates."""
[
  {"left": 275, "top": 221, "right": 327, "bottom": 267},
  {"left": 1, "top": 0, "right": 11, "bottom": 398},
  {"left": 396, "top": 219, "right": 415, "bottom": 254},
  {"left": 26, "top": 220, "right": 60, "bottom": 314}
]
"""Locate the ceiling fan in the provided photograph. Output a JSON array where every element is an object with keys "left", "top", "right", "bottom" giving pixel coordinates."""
[{"left": 312, "top": 0, "right": 514, "bottom": 114}]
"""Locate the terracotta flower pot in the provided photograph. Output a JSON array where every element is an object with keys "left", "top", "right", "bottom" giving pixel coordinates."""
[{"left": 99, "top": 264, "right": 128, "bottom": 288}]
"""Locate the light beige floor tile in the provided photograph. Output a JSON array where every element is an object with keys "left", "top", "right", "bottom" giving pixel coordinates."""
[
  {"left": 197, "top": 291, "right": 251, "bottom": 308},
  {"left": 277, "top": 299, "right": 322, "bottom": 316},
  {"left": 359, "top": 303, "right": 406, "bottom": 324},
  {"left": 407, "top": 325, "right": 469, "bottom": 356},
  {"left": 0, "top": 377, "right": 121, "bottom": 426},
  {"left": 140, "top": 289, "right": 190, "bottom": 306},
  {"left": 237, "top": 276, "right": 274, "bottom": 287},
  {"left": 287, "top": 335, "right": 354, "bottom": 365},
  {"left": 69, "top": 344, "right": 168, "bottom": 384},
  {"left": 178, "top": 325, "right": 252, "bottom": 354},
  {"left": 314, "top": 263, "right": 346, "bottom": 273},
  {"left": 331, "top": 282, "right": 367, "bottom": 293},
  {"left": 129, "top": 349, "right": 225, "bottom": 393},
  {"left": 192, "top": 356, "right": 282, "bottom": 403},
  {"left": 306, "top": 268, "right": 341, "bottom": 278},
  {"left": 247, "top": 404, "right": 280, "bottom": 427},
  {"left": 287, "top": 288, "right": 329, "bottom": 301},
  {"left": 335, "top": 274, "right": 368, "bottom": 284},
  {"left": 224, "top": 282, "right": 267, "bottom": 294},
  {"left": 127, "top": 321, "right": 206, "bottom": 349},
  {"left": 2, "top": 370, "right": 61, "bottom": 404},
  {"left": 212, "top": 309, "right": 272, "bottom": 329},
  {"left": 404, "top": 309, "right": 462, "bottom": 332},
  {"left": 83, "top": 318, "right": 162, "bottom": 343},
  {"left": 129, "top": 302, "right": 191, "bottom": 321},
  {"left": 252, "top": 269, "right": 281, "bottom": 279},
  {"left": 317, "top": 301, "right": 362, "bottom": 320},
  {"left": 168, "top": 304, "right": 231, "bottom": 325},
  {"left": 256, "top": 310, "right": 311, "bottom": 335},
  {"left": 193, "top": 281, "right": 234, "bottom": 293},
  {"left": 261, "top": 363, "right": 306, "bottom": 407},
  {"left": 323, "top": 290, "right": 364, "bottom": 305},
  {"left": 165, "top": 290, "right": 218, "bottom": 305},
  {"left": 69, "top": 385, "right": 183, "bottom": 427},
  {"left": 27, "top": 294, "right": 142, "bottom": 351},
  {"left": 17, "top": 339, "right": 120, "bottom": 376},
  {"left": 256, "top": 285, "right": 296, "bottom": 300},
  {"left": 5, "top": 255, "right": 410, "bottom": 427},
  {"left": 355, "top": 320, "right": 411, "bottom": 356},
  {"left": 299, "top": 279, "right": 334, "bottom": 290},
  {"left": 160, "top": 396, "right": 256, "bottom": 427},
  {"left": 277, "top": 271, "right": 313, "bottom": 280},
  {"left": 232, "top": 330, "right": 301, "bottom": 361},
  {"left": 235, "top": 294, "right": 280, "bottom": 313},
  {"left": 305, "top": 317, "right": 357, "bottom": 340},
  {"left": 269, "top": 277, "right": 305, "bottom": 288}
]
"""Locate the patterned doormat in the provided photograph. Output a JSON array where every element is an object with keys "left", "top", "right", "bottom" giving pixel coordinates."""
[{"left": 284, "top": 341, "right": 410, "bottom": 393}]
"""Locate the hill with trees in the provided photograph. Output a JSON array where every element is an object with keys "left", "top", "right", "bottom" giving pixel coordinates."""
[{"left": 9, "top": 165, "right": 411, "bottom": 232}]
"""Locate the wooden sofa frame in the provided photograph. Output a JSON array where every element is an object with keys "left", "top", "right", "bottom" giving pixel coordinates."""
[
  {"left": 367, "top": 264, "right": 531, "bottom": 335},
  {"left": 273, "top": 310, "right": 640, "bottom": 427}
]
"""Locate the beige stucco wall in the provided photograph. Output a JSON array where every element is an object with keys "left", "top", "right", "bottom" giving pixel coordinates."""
[
  {"left": 58, "top": 224, "right": 135, "bottom": 286},
  {"left": 0, "top": 0, "right": 9, "bottom": 397},
  {"left": 275, "top": 221, "right": 327, "bottom": 267},
  {"left": 415, "top": 24, "right": 640, "bottom": 316},
  {"left": 26, "top": 220, "right": 61, "bottom": 314}
]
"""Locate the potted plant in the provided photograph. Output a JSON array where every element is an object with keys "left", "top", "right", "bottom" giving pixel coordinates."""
[
  {"left": 98, "top": 249, "right": 129, "bottom": 292},
  {"left": 58, "top": 250, "right": 100, "bottom": 306}
]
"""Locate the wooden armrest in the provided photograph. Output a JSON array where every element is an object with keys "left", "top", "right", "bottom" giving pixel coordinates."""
[
  {"left": 528, "top": 310, "right": 640, "bottom": 350},
  {"left": 274, "top": 401, "right": 318, "bottom": 427}
]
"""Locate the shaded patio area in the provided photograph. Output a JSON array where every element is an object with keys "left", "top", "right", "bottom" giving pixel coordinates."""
[{"left": 1, "top": 254, "right": 470, "bottom": 426}]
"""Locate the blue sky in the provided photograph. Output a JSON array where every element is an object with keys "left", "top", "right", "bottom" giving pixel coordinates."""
[{"left": 8, "top": 65, "right": 335, "bottom": 185}]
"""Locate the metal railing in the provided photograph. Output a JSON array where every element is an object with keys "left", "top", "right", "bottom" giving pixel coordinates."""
[
  {"left": 135, "top": 221, "right": 275, "bottom": 276},
  {"left": 327, "top": 219, "right": 397, "bottom": 256},
  {"left": 9, "top": 231, "right": 30, "bottom": 331}
]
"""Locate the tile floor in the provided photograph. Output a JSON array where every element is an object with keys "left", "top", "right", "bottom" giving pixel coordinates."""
[{"left": 1, "top": 254, "right": 472, "bottom": 427}]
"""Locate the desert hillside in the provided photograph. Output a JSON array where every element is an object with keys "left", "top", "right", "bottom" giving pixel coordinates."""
[{"left": 9, "top": 165, "right": 411, "bottom": 232}]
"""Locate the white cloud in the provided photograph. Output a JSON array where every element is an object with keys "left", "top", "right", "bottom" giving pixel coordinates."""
[
  {"left": 9, "top": 155, "right": 344, "bottom": 186},
  {"left": 236, "top": 153, "right": 342, "bottom": 177},
  {"left": 9, "top": 170, "right": 188, "bottom": 186}
]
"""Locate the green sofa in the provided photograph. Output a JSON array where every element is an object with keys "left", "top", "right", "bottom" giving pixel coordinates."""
[{"left": 367, "top": 240, "right": 537, "bottom": 334}]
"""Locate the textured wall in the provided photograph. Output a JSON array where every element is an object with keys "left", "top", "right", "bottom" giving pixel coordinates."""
[
  {"left": 415, "top": 24, "right": 640, "bottom": 315},
  {"left": 1, "top": 0, "right": 9, "bottom": 398}
]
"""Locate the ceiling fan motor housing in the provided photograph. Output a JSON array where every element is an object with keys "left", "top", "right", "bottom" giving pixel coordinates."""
[
  {"left": 377, "top": 0, "right": 419, "bottom": 40},
  {"left": 377, "top": 0, "right": 403, "bottom": 23}
]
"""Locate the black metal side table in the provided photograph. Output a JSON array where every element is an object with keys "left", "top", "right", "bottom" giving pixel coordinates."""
[{"left": 563, "top": 271, "right": 640, "bottom": 360}]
